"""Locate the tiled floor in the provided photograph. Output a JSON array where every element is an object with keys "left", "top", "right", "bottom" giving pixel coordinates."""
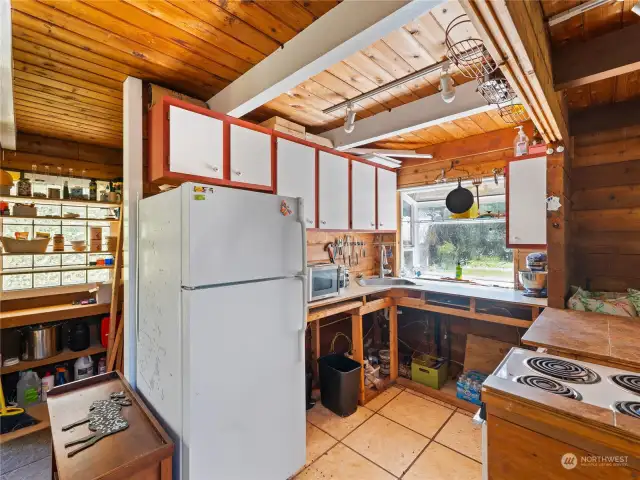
[{"left": 300, "top": 385, "right": 482, "bottom": 479}]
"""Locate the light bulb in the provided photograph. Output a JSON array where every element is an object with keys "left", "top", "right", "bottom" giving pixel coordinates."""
[
  {"left": 440, "top": 67, "right": 455, "bottom": 104},
  {"left": 344, "top": 104, "right": 356, "bottom": 133}
]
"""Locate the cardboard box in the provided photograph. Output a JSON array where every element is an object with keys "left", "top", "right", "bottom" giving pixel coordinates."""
[
  {"left": 148, "top": 84, "right": 208, "bottom": 110},
  {"left": 305, "top": 132, "right": 334, "bottom": 148},
  {"left": 260, "top": 116, "right": 305, "bottom": 134}
]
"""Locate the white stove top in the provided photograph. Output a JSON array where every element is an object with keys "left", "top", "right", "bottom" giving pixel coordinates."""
[{"left": 495, "top": 349, "right": 640, "bottom": 416}]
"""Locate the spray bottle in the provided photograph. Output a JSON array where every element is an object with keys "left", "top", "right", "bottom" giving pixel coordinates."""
[{"left": 513, "top": 125, "right": 529, "bottom": 157}]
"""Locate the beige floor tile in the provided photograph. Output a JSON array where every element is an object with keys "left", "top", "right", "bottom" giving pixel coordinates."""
[
  {"left": 305, "top": 423, "right": 338, "bottom": 467},
  {"left": 435, "top": 412, "right": 482, "bottom": 461},
  {"left": 379, "top": 391, "right": 454, "bottom": 438},
  {"left": 403, "top": 387, "right": 457, "bottom": 410},
  {"left": 306, "top": 403, "right": 373, "bottom": 440},
  {"left": 343, "top": 414, "right": 428, "bottom": 477},
  {"left": 403, "top": 442, "right": 482, "bottom": 480},
  {"left": 456, "top": 408, "right": 476, "bottom": 418},
  {"left": 365, "top": 386, "right": 403, "bottom": 412},
  {"left": 295, "top": 444, "right": 395, "bottom": 480}
]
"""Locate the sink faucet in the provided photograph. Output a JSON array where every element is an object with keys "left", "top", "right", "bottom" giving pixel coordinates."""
[{"left": 379, "top": 246, "right": 392, "bottom": 278}]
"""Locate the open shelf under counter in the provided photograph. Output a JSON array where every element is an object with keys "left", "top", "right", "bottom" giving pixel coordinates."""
[
  {"left": 0, "top": 402, "right": 50, "bottom": 445},
  {"left": 0, "top": 265, "right": 114, "bottom": 276},
  {"left": 1, "top": 302, "right": 112, "bottom": 329},
  {"left": 1, "top": 344, "right": 106, "bottom": 375},
  {"left": 396, "top": 377, "right": 478, "bottom": 413},
  {"left": 0, "top": 195, "right": 120, "bottom": 208}
]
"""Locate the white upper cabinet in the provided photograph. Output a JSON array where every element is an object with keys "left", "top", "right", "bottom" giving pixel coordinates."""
[
  {"left": 169, "top": 105, "right": 223, "bottom": 179},
  {"left": 351, "top": 161, "right": 376, "bottom": 230},
  {"left": 318, "top": 151, "right": 349, "bottom": 230},
  {"left": 230, "top": 124, "right": 272, "bottom": 187},
  {"left": 377, "top": 168, "right": 397, "bottom": 230},
  {"left": 507, "top": 156, "right": 547, "bottom": 246},
  {"left": 276, "top": 138, "right": 316, "bottom": 227}
]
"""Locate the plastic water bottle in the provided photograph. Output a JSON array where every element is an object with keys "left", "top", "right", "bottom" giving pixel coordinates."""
[
  {"left": 41, "top": 372, "right": 55, "bottom": 402},
  {"left": 17, "top": 370, "right": 41, "bottom": 408}
]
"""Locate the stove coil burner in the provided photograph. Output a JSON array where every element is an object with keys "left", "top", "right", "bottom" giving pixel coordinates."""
[
  {"left": 613, "top": 401, "right": 640, "bottom": 420},
  {"left": 525, "top": 357, "right": 600, "bottom": 384},
  {"left": 610, "top": 374, "right": 640, "bottom": 396},
  {"left": 515, "top": 375, "right": 582, "bottom": 401}
]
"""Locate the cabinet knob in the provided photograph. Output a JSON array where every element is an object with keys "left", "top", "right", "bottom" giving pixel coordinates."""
[
  {"left": 207, "top": 165, "right": 219, "bottom": 172},
  {"left": 306, "top": 218, "right": 314, "bottom": 224},
  {"left": 321, "top": 220, "right": 326, "bottom": 225},
  {"left": 379, "top": 222, "right": 383, "bottom": 227},
  {"left": 370, "top": 221, "right": 375, "bottom": 227},
  {"left": 232, "top": 170, "right": 242, "bottom": 177}
]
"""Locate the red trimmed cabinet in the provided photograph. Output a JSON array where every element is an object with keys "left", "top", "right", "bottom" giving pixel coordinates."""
[{"left": 149, "top": 96, "right": 397, "bottom": 232}]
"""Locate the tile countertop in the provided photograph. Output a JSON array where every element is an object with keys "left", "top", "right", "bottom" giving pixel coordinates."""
[
  {"left": 522, "top": 307, "right": 640, "bottom": 371},
  {"left": 307, "top": 279, "right": 548, "bottom": 310}
]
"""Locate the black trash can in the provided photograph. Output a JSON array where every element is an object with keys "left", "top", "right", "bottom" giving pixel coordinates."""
[{"left": 318, "top": 354, "right": 362, "bottom": 417}]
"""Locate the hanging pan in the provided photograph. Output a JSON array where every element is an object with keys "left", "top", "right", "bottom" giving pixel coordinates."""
[{"left": 445, "top": 178, "right": 475, "bottom": 214}]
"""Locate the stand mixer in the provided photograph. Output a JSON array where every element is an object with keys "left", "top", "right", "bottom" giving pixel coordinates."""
[{"left": 519, "top": 252, "right": 548, "bottom": 298}]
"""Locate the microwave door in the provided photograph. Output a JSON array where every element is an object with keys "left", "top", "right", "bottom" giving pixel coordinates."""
[{"left": 310, "top": 268, "right": 339, "bottom": 300}]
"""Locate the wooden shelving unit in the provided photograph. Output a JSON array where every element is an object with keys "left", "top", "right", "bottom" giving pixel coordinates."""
[
  {"left": 0, "top": 402, "right": 50, "bottom": 446},
  {"left": 1, "top": 250, "right": 117, "bottom": 256},
  {"left": 0, "top": 265, "right": 113, "bottom": 276},
  {"left": 1, "top": 215, "right": 118, "bottom": 222},
  {"left": 1, "top": 344, "right": 106, "bottom": 375},
  {"left": 1, "top": 302, "right": 111, "bottom": 329},
  {"left": 0, "top": 195, "right": 120, "bottom": 208}
]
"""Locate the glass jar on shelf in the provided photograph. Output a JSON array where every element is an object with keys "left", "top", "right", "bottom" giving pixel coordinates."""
[
  {"left": 16, "top": 171, "right": 32, "bottom": 197},
  {"left": 32, "top": 164, "right": 47, "bottom": 198}
]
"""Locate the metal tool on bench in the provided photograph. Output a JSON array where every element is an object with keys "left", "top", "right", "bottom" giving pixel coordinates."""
[{"left": 62, "top": 391, "right": 132, "bottom": 457}]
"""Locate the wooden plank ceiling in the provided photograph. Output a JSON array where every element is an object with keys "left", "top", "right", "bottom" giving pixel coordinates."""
[
  {"left": 541, "top": 0, "right": 640, "bottom": 111},
  {"left": 9, "top": 0, "right": 520, "bottom": 152}
]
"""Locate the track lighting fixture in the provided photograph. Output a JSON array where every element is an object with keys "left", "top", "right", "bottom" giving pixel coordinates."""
[
  {"left": 344, "top": 103, "right": 356, "bottom": 133},
  {"left": 439, "top": 64, "right": 456, "bottom": 104}
]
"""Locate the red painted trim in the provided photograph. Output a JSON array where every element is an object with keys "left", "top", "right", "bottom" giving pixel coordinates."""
[
  {"left": 348, "top": 157, "right": 353, "bottom": 229},
  {"left": 271, "top": 135, "right": 277, "bottom": 194},
  {"left": 505, "top": 156, "right": 548, "bottom": 250},
  {"left": 307, "top": 229, "right": 397, "bottom": 233},
  {"left": 375, "top": 167, "right": 379, "bottom": 230},
  {"left": 223, "top": 121, "right": 231, "bottom": 181},
  {"left": 315, "top": 149, "right": 320, "bottom": 229}
]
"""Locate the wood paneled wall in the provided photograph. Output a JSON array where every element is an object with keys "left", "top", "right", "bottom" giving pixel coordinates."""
[
  {"left": 571, "top": 125, "right": 640, "bottom": 291},
  {"left": 0, "top": 133, "right": 122, "bottom": 181}
]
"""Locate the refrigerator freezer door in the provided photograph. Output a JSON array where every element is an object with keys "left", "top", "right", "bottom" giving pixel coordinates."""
[
  {"left": 182, "top": 184, "right": 304, "bottom": 288},
  {"left": 183, "top": 278, "right": 305, "bottom": 480}
]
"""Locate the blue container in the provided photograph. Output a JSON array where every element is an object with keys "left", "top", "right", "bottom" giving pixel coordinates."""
[{"left": 456, "top": 370, "right": 488, "bottom": 406}]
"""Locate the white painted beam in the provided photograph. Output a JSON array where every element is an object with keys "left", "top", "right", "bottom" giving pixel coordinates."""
[
  {"left": 321, "top": 82, "right": 495, "bottom": 150},
  {"left": 207, "top": 0, "right": 444, "bottom": 117},
  {"left": 346, "top": 148, "right": 418, "bottom": 155},
  {"left": 123, "top": 77, "right": 143, "bottom": 386},
  {"left": 0, "top": 0, "right": 16, "bottom": 150}
]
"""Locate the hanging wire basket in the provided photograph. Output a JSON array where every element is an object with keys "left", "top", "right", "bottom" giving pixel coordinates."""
[
  {"left": 498, "top": 101, "right": 529, "bottom": 124},
  {"left": 445, "top": 15, "right": 497, "bottom": 79},
  {"left": 477, "top": 72, "right": 516, "bottom": 105}
]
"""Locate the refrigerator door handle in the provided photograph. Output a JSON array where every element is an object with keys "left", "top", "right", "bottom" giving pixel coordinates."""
[{"left": 295, "top": 197, "right": 308, "bottom": 363}]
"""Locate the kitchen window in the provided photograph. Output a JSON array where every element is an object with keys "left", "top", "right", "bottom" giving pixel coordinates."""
[{"left": 400, "top": 177, "right": 514, "bottom": 286}]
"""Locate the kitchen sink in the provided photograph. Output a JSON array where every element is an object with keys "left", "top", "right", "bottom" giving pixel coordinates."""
[{"left": 357, "top": 277, "right": 416, "bottom": 286}]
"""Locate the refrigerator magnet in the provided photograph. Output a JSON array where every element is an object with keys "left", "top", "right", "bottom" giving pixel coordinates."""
[{"left": 280, "top": 200, "right": 292, "bottom": 216}]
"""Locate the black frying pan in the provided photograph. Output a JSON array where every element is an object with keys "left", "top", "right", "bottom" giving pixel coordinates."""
[{"left": 445, "top": 178, "right": 475, "bottom": 214}]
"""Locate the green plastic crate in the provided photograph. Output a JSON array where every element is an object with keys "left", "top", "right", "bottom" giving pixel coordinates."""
[{"left": 411, "top": 354, "right": 448, "bottom": 390}]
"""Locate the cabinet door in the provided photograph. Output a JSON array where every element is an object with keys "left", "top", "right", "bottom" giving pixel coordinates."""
[
  {"left": 507, "top": 156, "right": 547, "bottom": 247},
  {"left": 169, "top": 105, "right": 223, "bottom": 179},
  {"left": 351, "top": 161, "right": 376, "bottom": 230},
  {"left": 230, "top": 124, "right": 272, "bottom": 187},
  {"left": 377, "top": 168, "right": 397, "bottom": 230},
  {"left": 277, "top": 138, "right": 316, "bottom": 227},
  {"left": 318, "top": 151, "right": 348, "bottom": 230}
]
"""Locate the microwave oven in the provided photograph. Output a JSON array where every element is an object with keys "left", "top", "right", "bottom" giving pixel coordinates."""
[{"left": 308, "top": 263, "right": 341, "bottom": 302}]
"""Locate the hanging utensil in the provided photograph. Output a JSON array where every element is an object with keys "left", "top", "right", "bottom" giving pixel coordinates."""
[
  {"left": 445, "top": 178, "right": 475, "bottom": 214},
  {"left": 472, "top": 177, "right": 483, "bottom": 212}
]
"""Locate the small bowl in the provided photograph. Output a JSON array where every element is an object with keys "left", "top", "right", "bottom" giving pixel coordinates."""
[{"left": 71, "top": 241, "right": 86, "bottom": 252}]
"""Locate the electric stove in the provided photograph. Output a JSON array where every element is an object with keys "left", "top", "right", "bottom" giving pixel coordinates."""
[{"left": 493, "top": 348, "right": 640, "bottom": 420}]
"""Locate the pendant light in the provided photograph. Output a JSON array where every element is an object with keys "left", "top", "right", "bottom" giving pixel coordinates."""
[
  {"left": 344, "top": 103, "right": 356, "bottom": 133},
  {"left": 439, "top": 64, "right": 456, "bottom": 104}
]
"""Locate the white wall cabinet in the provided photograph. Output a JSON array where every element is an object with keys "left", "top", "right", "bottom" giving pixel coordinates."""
[
  {"left": 507, "top": 156, "right": 547, "bottom": 246},
  {"left": 351, "top": 161, "right": 376, "bottom": 230},
  {"left": 377, "top": 168, "right": 397, "bottom": 230},
  {"left": 169, "top": 105, "right": 224, "bottom": 179},
  {"left": 318, "top": 151, "right": 349, "bottom": 230},
  {"left": 230, "top": 124, "right": 272, "bottom": 187},
  {"left": 276, "top": 138, "right": 316, "bottom": 227}
]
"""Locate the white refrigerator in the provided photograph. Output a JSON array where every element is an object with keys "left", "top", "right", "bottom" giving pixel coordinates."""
[{"left": 136, "top": 183, "right": 307, "bottom": 480}]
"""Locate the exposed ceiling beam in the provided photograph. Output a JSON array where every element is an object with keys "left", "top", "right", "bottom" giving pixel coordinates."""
[
  {"left": 553, "top": 24, "right": 640, "bottom": 90},
  {"left": 0, "top": 0, "right": 16, "bottom": 150},
  {"left": 461, "top": 0, "right": 568, "bottom": 143},
  {"left": 206, "top": 0, "right": 445, "bottom": 117},
  {"left": 346, "top": 148, "right": 418, "bottom": 156},
  {"left": 319, "top": 82, "right": 495, "bottom": 151},
  {"left": 547, "top": 0, "right": 610, "bottom": 26},
  {"left": 570, "top": 98, "right": 640, "bottom": 136}
]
